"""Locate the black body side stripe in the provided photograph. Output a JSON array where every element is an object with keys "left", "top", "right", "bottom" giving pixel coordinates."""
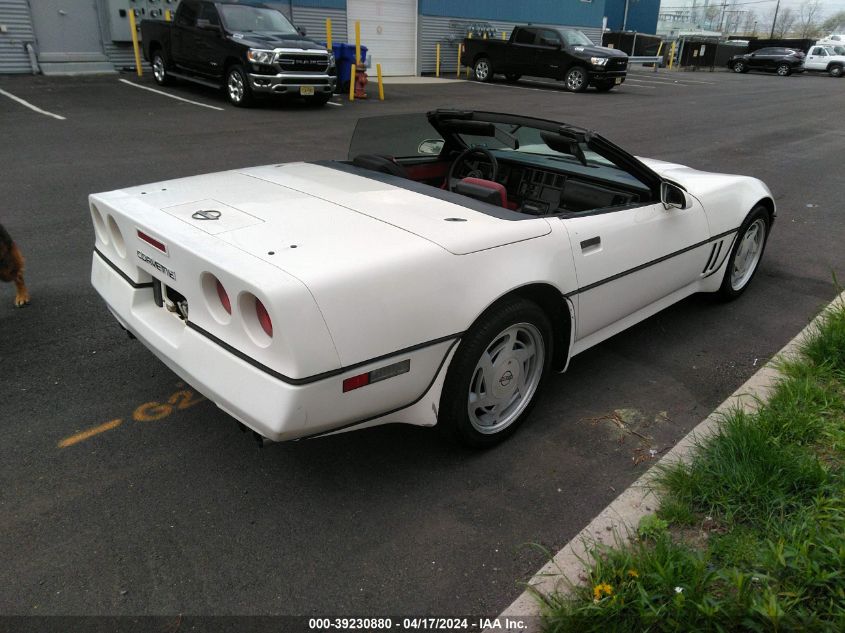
[
  {"left": 93, "top": 248, "right": 154, "bottom": 289},
  {"left": 565, "top": 227, "right": 739, "bottom": 298},
  {"left": 186, "top": 321, "right": 463, "bottom": 386}
]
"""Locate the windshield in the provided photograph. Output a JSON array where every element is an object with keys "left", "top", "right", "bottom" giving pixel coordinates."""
[
  {"left": 558, "top": 29, "right": 595, "bottom": 47},
  {"left": 218, "top": 5, "right": 297, "bottom": 34}
]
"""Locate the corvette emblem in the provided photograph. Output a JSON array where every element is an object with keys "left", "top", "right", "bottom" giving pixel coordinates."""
[
  {"left": 499, "top": 370, "right": 514, "bottom": 387},
  {"left": 192, "top": 209, "right": 221, "bottom": 220}
]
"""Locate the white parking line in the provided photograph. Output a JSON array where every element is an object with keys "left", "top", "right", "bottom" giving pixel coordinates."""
[
  {"left": 327, "top": 100, "right": 343, "bottom": 106},
  {"left": 471, "top": 81, "right": 572, "bottom": 94},
  {"left": 0, "top": 88, "right": 66, "bottom": 120},
  {"left": 627, "top": 73, "right": 717, "bottom": 85},
  {"left": 118, "top": 79, "right": 225, "bottom": 111},
  {"left": 625, "top": 77, "right": 688, "bottom": 87}
]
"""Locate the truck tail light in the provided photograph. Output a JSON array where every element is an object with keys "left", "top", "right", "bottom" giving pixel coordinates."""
[{"left": 256, "top": 298, "right": 273, "bottom": 337}]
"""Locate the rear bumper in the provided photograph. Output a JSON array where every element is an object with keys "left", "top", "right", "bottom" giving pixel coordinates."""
[
  {"left": 91, "top": 251, "right": 454, "bottom": 441},
  {"left": 248, "top": 72, "right": 336, "bottom": 95}
]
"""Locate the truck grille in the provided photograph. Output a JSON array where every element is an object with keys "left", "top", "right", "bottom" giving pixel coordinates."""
[
  {"left": 277, "top": 54, "right": 329, "bottom": 72},
  {"left": 608, "top": 58, "right": 628, "bottom": 70}
]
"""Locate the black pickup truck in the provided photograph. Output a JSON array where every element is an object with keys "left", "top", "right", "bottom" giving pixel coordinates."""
[
  {"left": 141, "top": 0, "right": 336, "bottom": 107},
  {"left": 461, "top": 26, "right": 628, "bottom": 92}
]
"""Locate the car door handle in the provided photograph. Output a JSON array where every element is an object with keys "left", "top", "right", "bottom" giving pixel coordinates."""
[{"left": 580, "top": 236, "right": 601, "bottom": 251}]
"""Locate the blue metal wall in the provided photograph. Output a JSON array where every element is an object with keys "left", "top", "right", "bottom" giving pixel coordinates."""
[
  {"left": 604, "top": 0, "right": 659, "bottom": 34},
  {"left": 419, "top": 0, "right": 606, "bottom": 28}
]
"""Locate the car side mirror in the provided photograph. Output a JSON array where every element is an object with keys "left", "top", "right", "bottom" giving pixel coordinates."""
[
  {"left": 661, "top": 182, "right": 691, "bottom": 210},
  {"left": 297, "top": 26, "right": 307, "bottom": 36},
  {"left": 418, "top": 139, "right": 445, "bottom": 155}
]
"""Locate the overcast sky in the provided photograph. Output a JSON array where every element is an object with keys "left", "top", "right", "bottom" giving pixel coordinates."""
[{"left": 659, "top": 0, "right": 845, "bottom": 17}]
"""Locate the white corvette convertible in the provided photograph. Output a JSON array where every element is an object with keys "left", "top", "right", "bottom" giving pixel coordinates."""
[{"left": 90, "top": 110, "right": 774, "bottom": 447}]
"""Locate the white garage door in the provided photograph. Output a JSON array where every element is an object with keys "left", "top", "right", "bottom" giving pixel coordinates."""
[{"left": 347, "top": 0, "right": 417, "bottom": 76}]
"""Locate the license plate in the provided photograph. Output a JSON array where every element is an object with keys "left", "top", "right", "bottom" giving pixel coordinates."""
[
  {"left": 615, "top": 77, "right": 622, "bottom": 84},
  {"left": 300, "top": 86, "right": 315, "bottom": 96}
]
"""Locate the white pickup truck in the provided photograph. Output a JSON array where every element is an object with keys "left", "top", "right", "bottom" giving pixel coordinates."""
[{"left": 804, "top": 45, "right": 845, "bottom": 77}]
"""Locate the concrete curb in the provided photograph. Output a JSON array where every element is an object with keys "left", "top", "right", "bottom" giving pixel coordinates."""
[{"left": 496, "top": 290, "right": 845, "bottom": 631}]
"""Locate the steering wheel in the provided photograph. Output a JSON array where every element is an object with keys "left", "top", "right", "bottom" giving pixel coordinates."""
[{"left": 447, "top": 147, "right": 499, "bottom": 192}]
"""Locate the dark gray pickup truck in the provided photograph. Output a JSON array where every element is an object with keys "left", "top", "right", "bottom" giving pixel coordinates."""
[
  {"left": 141, "top": 0, "right": 336, "bottom": 107},
  {"left": 461, "top": 26, "right": 628, "bottom": 92}
]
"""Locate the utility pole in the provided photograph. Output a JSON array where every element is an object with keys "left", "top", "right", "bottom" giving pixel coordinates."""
[
  {"left": 769, "top": 0, "right": 780, "bottom": 38},
  {"left": 622, "top": 0, "right": 630, "bottom": 31}
]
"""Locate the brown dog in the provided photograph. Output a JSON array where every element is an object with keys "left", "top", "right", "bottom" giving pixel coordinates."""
[{"left": 0, "top": 223, "right": 30, "bottom": 307}]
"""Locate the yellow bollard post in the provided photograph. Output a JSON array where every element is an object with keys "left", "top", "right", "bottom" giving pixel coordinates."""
[
  {"left": 349, "top": 63, "right": 356, "bottom": 101},
  {"left": 483, "top": 32, "right": 487, "bottom": 39},
  {"left": 502, "top": 31, "right": 506, "bottom": 40},
  {"left": 436, "top": 43, "right": 440, "bottom": 77},
  {"left": 128, "top": 10, "right": 143, "bottom": 77},
  {"left": 456, "top": 43, "right": 462, "bottom": 77},
  {"left": 655, "top": 41, "right": 664, "bottom": 73},
  {"left": 355, "top": 21, "right": 361, "bottom": 65},
  {"left": 669, "top": 41, "right": 676, "bottom": 70},
  {"left": 165, "top": 9, "right": 172, "bottom": 21},
  {"left": 377, "top": 63, "right": 384, "bottom": 100},
  {"left": 326, "top": 18, "right": 332, "bottom": 50}
]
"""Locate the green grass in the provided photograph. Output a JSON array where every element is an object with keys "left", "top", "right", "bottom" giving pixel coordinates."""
[{"left": 541, "top": 299, "right": 845, "bottom": 633}]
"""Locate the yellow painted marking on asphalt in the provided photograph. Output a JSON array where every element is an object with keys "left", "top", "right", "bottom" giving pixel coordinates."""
[
  {"left": 57, "top": 385, "right": 208, "bottom": 448},
  {"left": 58, "top": 419, "right": 123, "bottom": 448}
]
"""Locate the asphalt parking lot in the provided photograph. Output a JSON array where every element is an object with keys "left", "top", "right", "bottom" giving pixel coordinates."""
[{"left": 1, "top": 67, "right": 844, "bottom": 625}]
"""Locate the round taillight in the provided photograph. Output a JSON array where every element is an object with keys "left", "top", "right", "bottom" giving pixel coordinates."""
[
  {"left": 255, "top": 298, "right": 273, "bottom": 337},
  {"left": 215, "top": 279, "right": 231, "bottom": 314}
]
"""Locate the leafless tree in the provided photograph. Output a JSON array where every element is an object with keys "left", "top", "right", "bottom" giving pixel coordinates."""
[
  {"left": 821, "top": 10, "right": 845, "bottom": 33},
  {"left": 797, "top": 0, "right": 823, "bottom": 38},
  {"left": 766, "top": 6, "right": 797, "bottom": 38}
]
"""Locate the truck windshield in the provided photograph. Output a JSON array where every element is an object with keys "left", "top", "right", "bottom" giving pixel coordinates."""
[
  {"left": 218, "top": 5, "right": 297, "bottom": 34},
  {"left": 557, "top": 29, "right": 595, "bottom": 47}
]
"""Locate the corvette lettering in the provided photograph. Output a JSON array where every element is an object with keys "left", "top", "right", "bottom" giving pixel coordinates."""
[{"left": 137, "top": 250, "right": 176, "bottom": 280}]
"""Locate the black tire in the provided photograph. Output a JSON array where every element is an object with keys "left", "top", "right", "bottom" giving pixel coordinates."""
[
  {"left": 718, "top": 205, "right": 770, "bottom": 301},
  {"left": 505, "top": 73, "right": 521, "bottom": 83},
  {"left": 732, "top": 61, "right": 746, "bottom": 73},
  {"left": 474, "top": 57, "right": 493, "bottom": 82},
  {"left": 151, "top": 49, "right": 172, "bottom": 86},
  {"left": 563, "top": 66, "right": 588, "bottom": 92},
  {"left": 439, "top": 298, "right": 553, "bottom": 448},
  {"left": 225, "top": 65, "right": 254, "bottom": 107},
  {"left": 305, "top": 92, "right": 332, "bottom": 106},
  {"left": 829, "top": 65, "right": 844, "bottom": 78},
  {"left": 776, "top": 63, "right": 792, "bottom": 77},
  {"left": 594, "top": 80, "right": 616, "bottom": 92}
]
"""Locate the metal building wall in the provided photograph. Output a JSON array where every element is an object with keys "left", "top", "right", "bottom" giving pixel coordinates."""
[
  {"left": 290, "top": 6, "right": 348, "bottom": 44},
  {"left": 0, "top": 0, "right": 35, "bottom": 74},
  {"left": 418, "top": 16, "right": 601, "bottom": 75}
]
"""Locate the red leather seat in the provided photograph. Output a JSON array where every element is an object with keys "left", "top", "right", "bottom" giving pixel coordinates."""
[{"left": 459, "top": 177, "right": 509, "bottom": 208}]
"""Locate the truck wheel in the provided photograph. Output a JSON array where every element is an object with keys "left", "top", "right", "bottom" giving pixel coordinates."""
[
  {"left": 594, "top": 80, "right": 616, "bottom": 92},
  {"left": 474, "top": 57, "right": 493, "bottom": 82},
  {"left": 226, "top": 65, "right": 254, "bottom": 107},
  {"left": 776, "top": 63, "right": 791, "bottom": 76},
  {"left": 564, "top": 66, "right": 588, "bottom": 92},
  {"left": 732, "top": 61, "right": 746, "bottom": 73},
  {"left": 505, "top": 73, "right": 521, "bottom": 83},
  {"left": 829, "top": 65, "right": 844, "bottom": 78},
  {"left": 439, "top": 298, "right": 552, "bottom": 448},
  {"left": 151, "top": 50, "right": 172, "bottom": 86}
]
